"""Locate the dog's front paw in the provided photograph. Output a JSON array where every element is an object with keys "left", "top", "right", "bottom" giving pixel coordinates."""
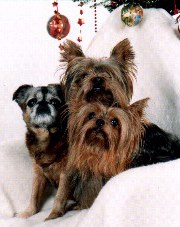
[
  {"left": 71, "top": 204, "right": 81, "bottom": 210},
  {"left": 44, "top": 211, "right": 64, "bottom": 221},
  {"left": 15, "top": 208, "right": 37, "bottom": 218}
]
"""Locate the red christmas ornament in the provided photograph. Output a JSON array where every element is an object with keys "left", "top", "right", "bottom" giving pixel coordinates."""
[
  {"left": 176, "top": 15, "right": 180, "bottom": 33},
  {"left": 173, "top": 0, "right": 180, "bottom": 33},
  {"left": 111, "top": 1, "right": 118, "bottom": 7},
  {"left": 59, "top": 43, "right": 64, "bottom": 51},
  {"left": 173, "top": 0, "right": 179, "bottom": 15},
  {"left": 174, "top": 8, "right": 179, "bottom": 14},
  {"left": 77, "top": 1, "right": 85, "bottom": 42},
  {"left": 78, "top": 1, "right": 84, "bottom": 7},
  {"left": 47, "top": 14, "right": 70, "bottom": 39},
  {"left": 54, "top": 15, "right": 61, "bottom": 23},
  {"left": 77, "top": 36, "right": 82, "bottom": 42},
  {"left": 52, "top": 1, "right": 58, "bottom": 7},
  {"left": 48, "top": 0, "right": 71, "bottom": 51},
  {"left": 77, "top": 18, "right": 85, "bottom": 26}
]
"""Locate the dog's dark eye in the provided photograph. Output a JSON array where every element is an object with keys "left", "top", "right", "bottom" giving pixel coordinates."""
[
  {"left": 111, "top": 118, "right": 119, "bottom": 127},
  {"left": 27, "top": 98, "right": 37, "bottom": 107},
  {"left": 88, "top": 112, "right": 96, "bottom": 120},
  {"left": 82, "top": 73, "right": 88, "bottom": 79},
  {"left": 50, "top": 98, "right": 61, "bottom": 107}
]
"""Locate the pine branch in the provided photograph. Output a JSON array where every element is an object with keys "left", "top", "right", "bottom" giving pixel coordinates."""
[{"left": 72, "top": 0, "right": 180, "bottom": 15}]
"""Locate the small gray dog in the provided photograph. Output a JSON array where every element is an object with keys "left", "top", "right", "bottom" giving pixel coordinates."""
[
  {"left": 13, "top": 84, "right": 68, "bottom": 218},
  {"left": 13, "top": 84, "right": 66, "bottom": 130}
]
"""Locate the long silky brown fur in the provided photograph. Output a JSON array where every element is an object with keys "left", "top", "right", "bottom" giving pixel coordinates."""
[
  {"left": 46, "top": 39, "right": 138, "bottom": 219},
  {"left": 60, "top": 39, "right": 136, "bottom": 105},
  {"left": 68, "top": 99, "right": 149, "bottom": 178},
  {"left": 45, "top": 99, "right": 149, "bottom": 217},
  {"left": 46, "top": 98, "right": 149, "bottom": 219}
]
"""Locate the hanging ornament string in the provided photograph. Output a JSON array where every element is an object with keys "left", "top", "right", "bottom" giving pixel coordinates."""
[
  {"left": 110, "top": 1, "right": 119, "bottom": 8},
  {"left": 77, "top": 1, "right": 85, "bottom": 42},
  {"left": 47, "top": 1, "right": 70, "bottom": 50},
  {"left": 72, "top": 0, "right": 180, "bottom": 16},
  {"left": 176, "top": 16, "right": 180, "bottom": 33},
  {"left": 94, "top": 0, "right": 97, "bottom": 33},
  {"left": 52, "top": 1, "right": 58, "bottom": 13},
  {"left": 173, "top": 0, "right": 180, "bottom": 33},
  {"left": 173, "top": 0, "right": 179, "bottom": 15}
]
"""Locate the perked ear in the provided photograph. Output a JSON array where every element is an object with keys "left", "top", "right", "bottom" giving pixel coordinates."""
[
  {"left": 13, "top": 84, "right": 33, "bottom": 107},
  {"left": 129, "top": 98, "right": 149, "bottom": 119},
  {"left": 60, "top": 39, "right": 85, "bottom": 63},
  {"left": 110, "top": 38, "right": 135, "bottom": 65},
  {"left": 48, "top": 83, "right": 65, "bottom": 102},
  {"left": 110, "top": 38, "right": 136, "bottom": 101}
]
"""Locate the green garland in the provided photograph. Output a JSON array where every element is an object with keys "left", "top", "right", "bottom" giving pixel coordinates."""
[{"left": 72, "top": 0, "right": 180, "bottom": 15}]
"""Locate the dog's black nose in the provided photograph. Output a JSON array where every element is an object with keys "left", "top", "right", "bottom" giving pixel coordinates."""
[
  {"left": 92, "top": 77, "right": 103, "bottom": 85},
  {"left": 37, "top": 101, "right": 50, "bottom": 114},
  {"left": 96, "top": 119, "right": 105, "bottom": 128}
]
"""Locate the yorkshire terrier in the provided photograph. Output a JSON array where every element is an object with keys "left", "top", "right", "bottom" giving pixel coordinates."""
[
  {"left": 60, "top": 39, "right": 136, "bottom": 108},
  {"left": 46, "top": 99, "right": 180, "bottom": 219},
  {"left": 13, "top": 84, "right": 68, "bottom": 218}
]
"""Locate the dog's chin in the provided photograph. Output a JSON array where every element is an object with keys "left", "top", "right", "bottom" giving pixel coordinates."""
[
  {"left": 85, "top": 88, "right": 114, "bottom": 106},
  {"left": 84, "top": 128, "right": 110, "bottom": 150},
  {"left": 30, "top": 114, "right": 56, "bottom": 129}
]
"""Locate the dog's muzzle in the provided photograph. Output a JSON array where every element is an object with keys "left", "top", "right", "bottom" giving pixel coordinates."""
[
  {"left": 92, "top": 77, "right": 104, "bottom": 92},
  {"left": 36, "top": 101, "right": 51, "bottom": 115}
]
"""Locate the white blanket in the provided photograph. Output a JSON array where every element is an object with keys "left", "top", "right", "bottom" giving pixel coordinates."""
[
  {"left": 86, "top": 7, "right": 180, "bottom": 137},
  {"left": 0, "top": 6, "right": 180, "bottom": 227},
  {"left": 0, "top": 140, "right": 180, "bottom": 227}
]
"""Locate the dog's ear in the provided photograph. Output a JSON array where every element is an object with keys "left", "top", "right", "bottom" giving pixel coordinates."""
[
  {"left": 60, "top": 39, "right": 85, "bottom": 63},
  {"left": 48, "top": 83, "right": 65, "bottom": 102},
  {"left": 110, "top": 38, "right": 135, "bottom": 65},
  {"left": 129, "top": 98, "right": 149, "bottom": 118},
  {"left": 110, "top": 39, "right": 136, "bottom": 101},
  {"left": 13, "top": 84, "right": 33, "bottom": 107}
]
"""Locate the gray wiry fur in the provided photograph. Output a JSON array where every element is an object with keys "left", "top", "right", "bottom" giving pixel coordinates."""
[{"left": 13, "top": 85, "right": 64, "bottom": 128}]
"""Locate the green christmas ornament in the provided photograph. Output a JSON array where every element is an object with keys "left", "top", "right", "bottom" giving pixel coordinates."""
[{"left": 121, "top": 3, "right": 143, "bottom": 26}]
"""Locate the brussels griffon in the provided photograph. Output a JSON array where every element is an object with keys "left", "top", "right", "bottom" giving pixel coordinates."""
[
  {"left": 60, "top": 38, "right": 136, "bottom": 108},
  {"left": 13, "top": 84, "right": 68, "bottom": 218},
  {"left": 46, "top": 98, "right": 180, "bottom": 219}
]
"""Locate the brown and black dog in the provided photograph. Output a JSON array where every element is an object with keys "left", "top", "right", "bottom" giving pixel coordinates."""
[{"left": 13, "top": 84, "right": 68, "bottom": 218}]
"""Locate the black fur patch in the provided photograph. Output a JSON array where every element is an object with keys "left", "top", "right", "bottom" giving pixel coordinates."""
[
  {"left": 41, "top": 87, "right": 48, "bottom": 95},
  {"left": 131, "top": 124, "right": 180, "bottom": 167}
]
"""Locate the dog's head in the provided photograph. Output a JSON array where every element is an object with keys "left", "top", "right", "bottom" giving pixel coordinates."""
[
  {"left": 61, "top": 39, "right": 136, "bottom": 107},
  {"left": 13, "top": 84, "right": 66, "bottom": 130},
  {"left": 68, "top": 98, "right": 149, "bottom": 177}
]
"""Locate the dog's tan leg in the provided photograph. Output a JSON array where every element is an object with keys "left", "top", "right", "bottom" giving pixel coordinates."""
[
  {"left": 16, "top": 161, "right": 47, "bottom": 218},
  {"left": 45, "top": 172, "right": 70, "bottom": 221}
]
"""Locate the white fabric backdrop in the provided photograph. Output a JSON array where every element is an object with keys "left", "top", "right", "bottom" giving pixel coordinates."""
[
  {"left": 0, "top": 139, "right": 179, "bottom": 227},
  {"left": 0, "top": 0, "right": 109, "bottom": 142},
  {"left": 86, "top": 7, "right": 180, "bottom": 137}
]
